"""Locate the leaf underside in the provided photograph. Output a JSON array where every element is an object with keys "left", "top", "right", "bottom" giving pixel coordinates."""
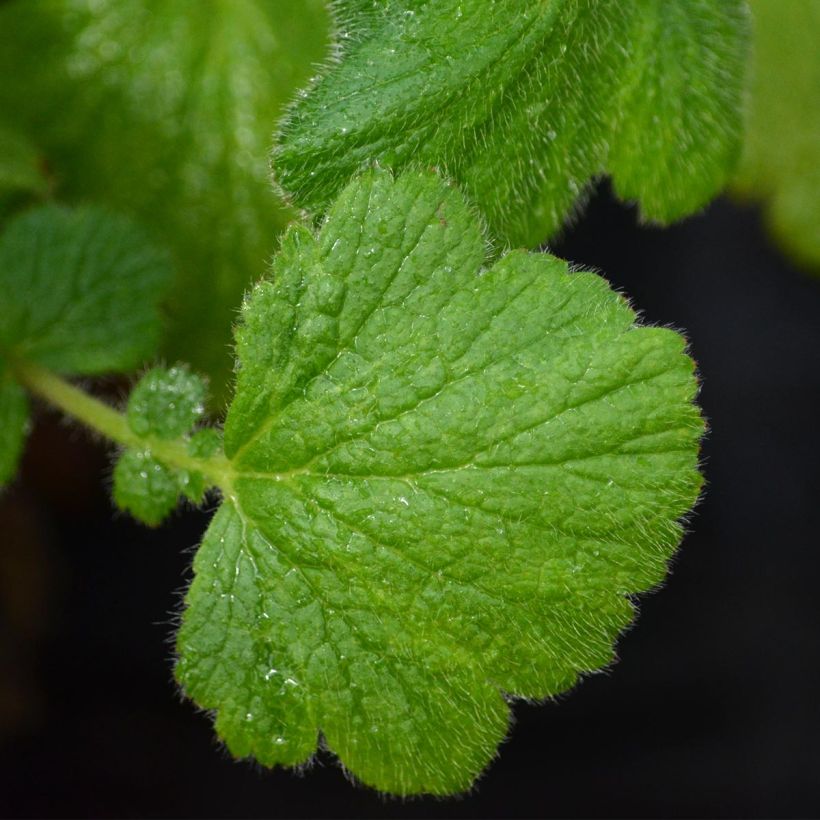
[
  {"left": 275, "top": 0, "right": 749, "bottom": 247},
  {"left": 176, "top": 170, "right": 704, "bottom": 795}
]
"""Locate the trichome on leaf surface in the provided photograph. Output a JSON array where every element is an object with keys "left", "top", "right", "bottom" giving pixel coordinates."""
[{"left": 4, "top": 0, "right": 808, "bottom": 798}]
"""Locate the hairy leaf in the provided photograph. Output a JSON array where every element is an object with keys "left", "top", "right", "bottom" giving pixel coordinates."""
[
  {"left": 733, "top": 0, "right": 820, "bottom": 269},
  {"left": 0, "top": 363, "right": 29, "bottom": 489},
  {"left": 114, "top": 366, "right": 213, "bottom": 524},
  {"left": 0, "top": 205, "right": 171, "bottom": 375},
  {"left": 127, "top": 365, "right": 206, "bottom": 440},
  {"left": 176, "top": 170, "right": 704, "bottom": 795},
  {"left": 113, "top": 449, "right": 180, "bottom": 528},
  {"left": 275, "top": 0, "right": 749, "bottom": 247},
  {"left": 181, "top": 430, "right": 224, "bottom": 505},
  {"left": 0, "top": 0, "right": 330, "bottom": 397},
  {"left": 188, "top": 429, "right": 222, "bottom": 460}
]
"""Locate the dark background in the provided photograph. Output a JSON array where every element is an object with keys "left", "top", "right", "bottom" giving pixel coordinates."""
[{"left": 1, "top": 184, "right": 819, "bottom": 818}]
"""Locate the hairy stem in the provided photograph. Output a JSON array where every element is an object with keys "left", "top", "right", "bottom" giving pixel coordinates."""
[{"left": 11, "top": 358, "right": 234, "bottom": 490}]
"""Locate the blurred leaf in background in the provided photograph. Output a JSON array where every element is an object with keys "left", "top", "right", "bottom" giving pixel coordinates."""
[
  {"left": 0, "top": 125, "right": 49, "bottom": 200},
  {"left": 734, "top": 0, "right": 820, "bottom": 271},
  {"left": 0, "top": 0, "right": 330, "bottom": 402},
  {"left": 0, "top": 125, "right": 50, "bottom": 218}
]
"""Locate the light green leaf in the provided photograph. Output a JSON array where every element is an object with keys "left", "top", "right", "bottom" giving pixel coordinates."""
[
  {"left": 0, "top": 205, "right": 172, "bottom": 375},
  {"left": 0, "top": 363, "right": 29, "bottom": 489},
  {"left": 127, "top": 365, "right": 206, "bottom": 441},
  {"left": 0, "top": 0, "right": 330, "bottom": 398},
  {"left": 176, "top": 170, "right": 704, "bottom": 795},
  {"left": 113, "top": 449, "right": 180, "bottom": 527},
  {"left": 275, "top": 0, "right": 749, "bottom": 247},
  {"left": 733, "top": 0, "right": 820, "bottom": 269}
]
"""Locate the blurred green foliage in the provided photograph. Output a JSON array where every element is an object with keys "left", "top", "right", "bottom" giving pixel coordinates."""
[
  {"left": 734, "top": 0, "right": 820, "bottom": 270},
  {"left": 0, "top": 0, "right": 330, "bottom": 401},
  {"left": 0, "top": 125, "right": 49, "bottom": 210}
]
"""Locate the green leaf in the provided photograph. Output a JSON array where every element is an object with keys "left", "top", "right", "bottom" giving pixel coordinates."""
[
  {"left": 607, "top": 2, "right": 750, "bottom": 222},
  {"left": 188, "top": 428, "right": 222, "bottom": 460},
  {"left": 127, "top": 365, "right": 206, "bottom": 440},
  {"left": 275, "top": 0, "right": 749, "bottom": 247},
  {"left": 180, "top": 428, "right": 223, "bottom": 503},
  {"left": 176, "top": 170, "right": 704, "bottom": 795},
  {"left": 114, "top": 366, "right": 214, "bottom": 522},
  {"left": 733, "top": 0, "right": 820, "bottom": 270},
  {"left": 0, "top": 363, "right": 29, "bottom": 489},
  {"left": 0, "top": 205, "right": 171, "bottom": 375},
  {"left": 0, "top": 0, "right": 330, "bottom": 398},
  {"left": 113, "top": 449, "right": 180, "bottom": 528}
]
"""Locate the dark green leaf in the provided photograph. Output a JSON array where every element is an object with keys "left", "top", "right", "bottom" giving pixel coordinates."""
[{"left": 0, "top": 205, "right": 171, "bottom": 375}]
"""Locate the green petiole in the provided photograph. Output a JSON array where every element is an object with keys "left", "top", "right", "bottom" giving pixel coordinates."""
[{"left": 9, "top": 358, "right": 234, "bottom": 492}]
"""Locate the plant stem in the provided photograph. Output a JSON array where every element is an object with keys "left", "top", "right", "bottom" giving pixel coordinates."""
[{"left": 11, "top": 359, "right": 234, "bottom": 491}]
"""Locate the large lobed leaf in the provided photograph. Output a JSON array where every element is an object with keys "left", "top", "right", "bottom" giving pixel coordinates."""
[
  {"left": 0, "top": 0, "right": 330, "bottom": 398},
  {"left": 733, "top": 0, "right": 820, "bottom": 270},
  {"left": 176, "top": 169, "right": 704, "bottom": 795},
  {"left": 275, "top": 0, "right": 749, "bottom": 247}
]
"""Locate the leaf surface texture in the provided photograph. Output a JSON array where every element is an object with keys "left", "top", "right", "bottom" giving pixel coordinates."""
[
  {"left": 0, "top": 206, "right": 171, "bottom": 375},
  {"left": 276, "top": 0, "right": 749, "bottom": 246},
  {"left": 177, "top": 170, "right": 704, "bottom": 795}
]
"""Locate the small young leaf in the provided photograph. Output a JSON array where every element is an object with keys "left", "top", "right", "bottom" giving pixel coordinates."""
[
  {"left": 0, "top": 205, "right": 171, "bottom": 375},
  {"left": 275, "top": 0, "right": 749, "bottom": 247},
  {"left": 113, "top": 449, "right": 179, "bottom": 528},
  {"left": 176, "top": 430, "right": 223, "bottom": 504},
  {"left": 0, "top": 0, "right": 330, "bottom": 397},
  {"left": 0, "top": 363, "right": 29, "bottom": 489},
  {"left": 176, "top": 170, "right": 704, "bottom": 795},
  {"left": 127, "top": 366, "right": 206, "bottom": 440},
  {"left": 188, "top": 428, "right": 222, "bottom": 460},
  {"left": 114, "top": 367, "right": 214, "bottom": 521},
  {"left": 733, "top": 0, "right": 820, "bottom": 269},
  {"left": 177, "top": 470, "right": 206, "bottom": 507}
]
